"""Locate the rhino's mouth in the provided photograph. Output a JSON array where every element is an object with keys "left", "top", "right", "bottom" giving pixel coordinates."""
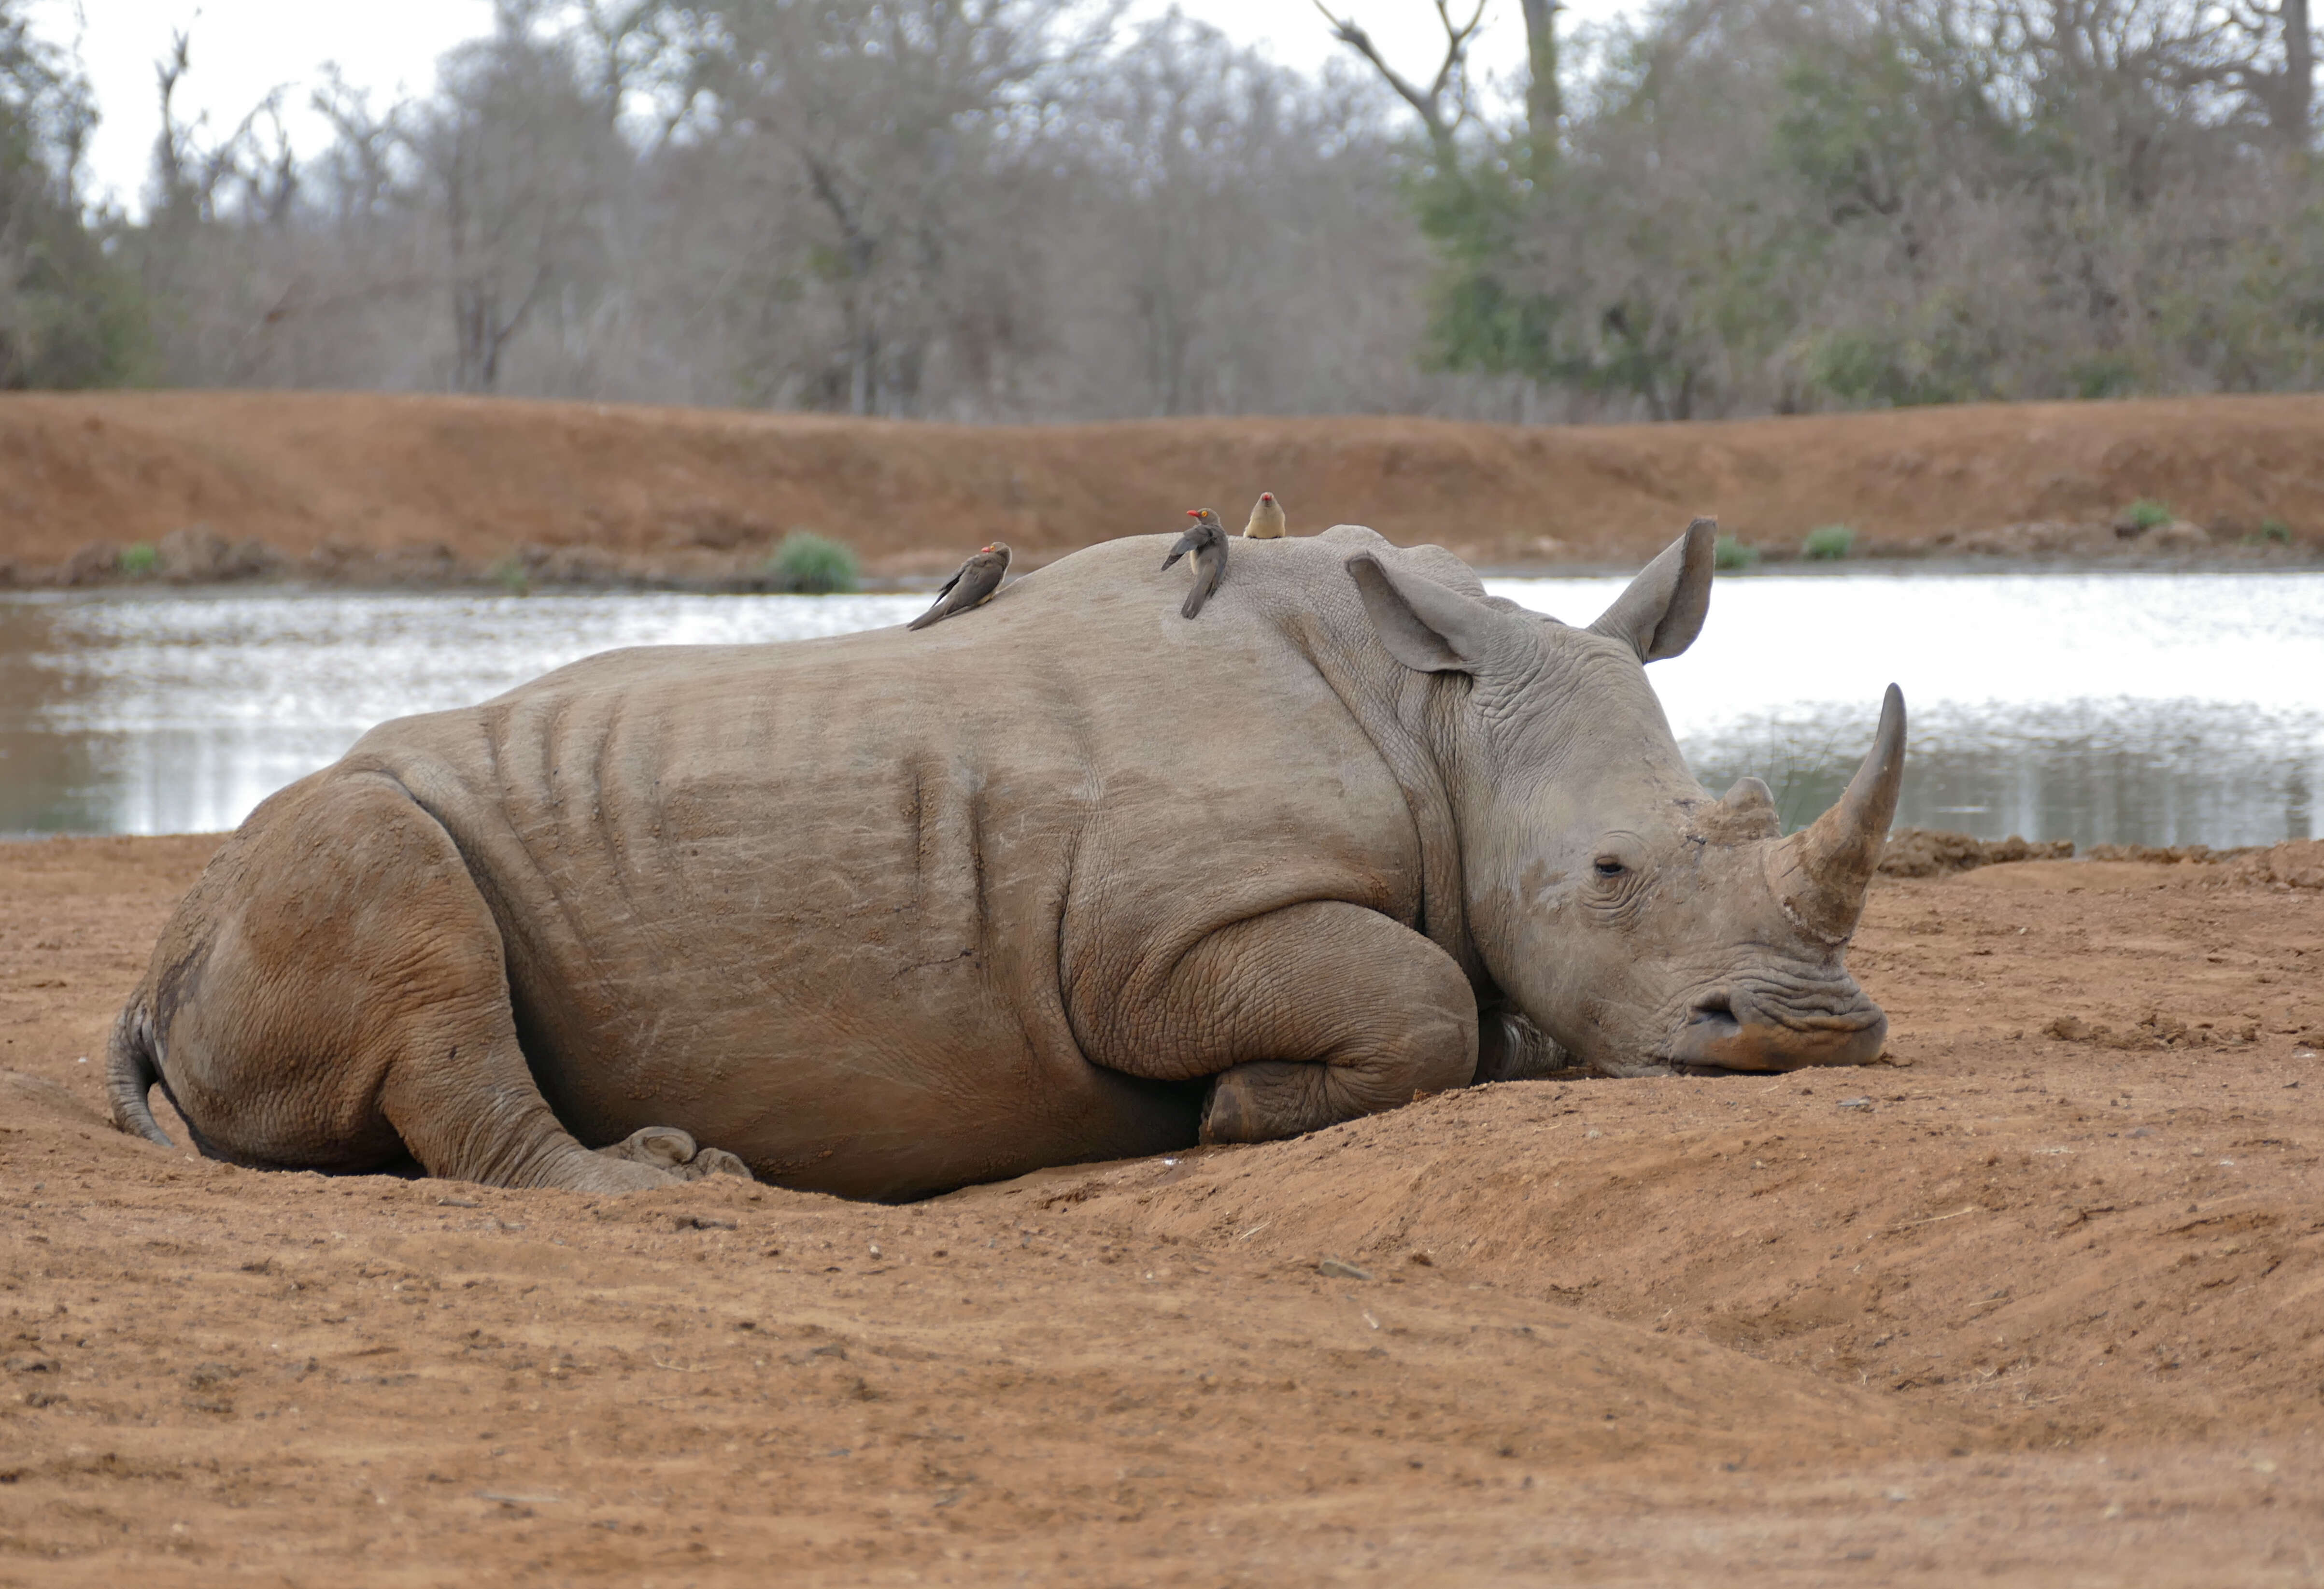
[{"left": 1654, "top": 989, "right": 1889, "bottom": 1074}]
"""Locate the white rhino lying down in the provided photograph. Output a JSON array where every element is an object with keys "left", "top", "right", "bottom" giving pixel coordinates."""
[{"left": 108, "top": 522, "right": 1903, "bottom": 1200}]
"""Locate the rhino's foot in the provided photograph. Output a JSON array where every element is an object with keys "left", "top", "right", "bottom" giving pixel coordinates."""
[
  {"left": 679, "top": 1147, "right": 754, "bottom": 1182},
  {"left": 1199, "top": 1063, "right": 1318, "bottom": 1145},
  {"left": 596, "top": 1127, "right": 756, "bottom": 1185}
]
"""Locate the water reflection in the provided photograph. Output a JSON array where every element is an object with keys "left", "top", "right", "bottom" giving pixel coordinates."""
[
  {"left": 1, "top": 572, "right": 2318, "bottom": 844},
  {"left": 0, "top": 591, "right": 922, "bottom": 835},
  {"left": 1488, "top": 570, "right": 2324, "bottom": 847}
]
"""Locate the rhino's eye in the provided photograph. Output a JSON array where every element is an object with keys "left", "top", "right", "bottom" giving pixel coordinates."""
[{"left": 1593, "top": 856, "right": 1627, "bottom": 878}]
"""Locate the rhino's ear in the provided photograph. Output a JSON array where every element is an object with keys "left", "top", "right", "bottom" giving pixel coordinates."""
[
  {"left": 1588, "top": 517, "right": 1717, "bottom": 662},
  {"left": 1346, "top": 552, "right": 1511, "bottom": 674}
]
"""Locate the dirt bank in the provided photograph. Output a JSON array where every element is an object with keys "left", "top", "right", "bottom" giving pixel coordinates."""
[
  {"left": 3, "top": 391, "right": 2322, "bottom": 589},
  {"left": 3, "top": 836, "right": 2321, "bottom": 1583}
]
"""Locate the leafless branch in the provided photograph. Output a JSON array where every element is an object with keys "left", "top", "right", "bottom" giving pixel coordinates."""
[{"left": 1310, "top": 0, "right": 1482, "bottom": 162}]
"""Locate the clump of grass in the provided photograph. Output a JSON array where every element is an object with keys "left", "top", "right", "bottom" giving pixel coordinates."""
[
  {"left": 1714, "top": 534, "right": 1760, "bottom": 571},
  {"left": 2123, "top": 498, "right": 2174, "bottom": 532},
  {"left": 490, "top": 557, "right": 531, "bottom": 596},
  {"left": 765, "top": 531, "right": 859, "bottom": 595},
  {"left": 1800, "top": 524, "right": 1856, "bottom": 562},
  {"left": 117, "top": 542, "right": 159, "bottom": 578},
  {"left": 2258, "top": 518, "right": 2292, "bottom": 545}
]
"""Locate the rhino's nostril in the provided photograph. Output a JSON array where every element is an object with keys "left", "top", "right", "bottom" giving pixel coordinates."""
[{"left": 1689, "top": 993, "right": 1739, "bottom": 1029}]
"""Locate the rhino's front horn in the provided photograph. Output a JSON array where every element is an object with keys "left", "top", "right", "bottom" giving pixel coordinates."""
[{"left": 1771, "top": 684, "right": 1906, "bottom": 943}]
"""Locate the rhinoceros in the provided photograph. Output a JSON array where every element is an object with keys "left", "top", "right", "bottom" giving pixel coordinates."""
[{"left": 107, "top": 520, "right": 1903, "bottom": 1200}]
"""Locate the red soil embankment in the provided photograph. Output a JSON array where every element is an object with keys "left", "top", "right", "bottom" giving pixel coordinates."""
[
  {"left": 3, "top": 390, "right": 2323, "bottom": 581},
  {"left": 3, "top": 837, "right": 2323, "bottom": 1581}
]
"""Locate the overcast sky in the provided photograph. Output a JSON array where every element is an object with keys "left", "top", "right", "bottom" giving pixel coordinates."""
[{"left": 36, "top": 0, "right": 1615, "bottom": 215}]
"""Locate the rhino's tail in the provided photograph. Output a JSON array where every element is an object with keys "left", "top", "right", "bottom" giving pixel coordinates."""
[{"left": 106, "top": 996, "right": 176, "bottom": 1148}]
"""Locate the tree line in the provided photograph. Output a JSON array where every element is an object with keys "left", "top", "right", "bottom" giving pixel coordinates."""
[{"left": 1, "top": 0, "right": 2316, "bottom": 421}]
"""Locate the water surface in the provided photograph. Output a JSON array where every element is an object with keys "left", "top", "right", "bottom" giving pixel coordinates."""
[
  {"left": 1, "top": 572, "right": 2317, "bottom": 844},
  {"left": 1489, "top": 570, "right": 2322, "bottom": 847}
]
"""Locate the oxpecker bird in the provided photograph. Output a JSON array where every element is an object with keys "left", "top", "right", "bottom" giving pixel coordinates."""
[
  {"left": 907, "top": 541, "right": 1011, "bottom": 631},
  {"left": 1162, "top": 509, "right": 1229, "bottom": 619},
  {"left": 1242, "top": 491, "right": 1286, "bottom": 539}
]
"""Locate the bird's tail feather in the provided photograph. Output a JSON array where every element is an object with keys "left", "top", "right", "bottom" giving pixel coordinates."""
[{"left": 1181, "top": 567, "right": 1222, "bottom": 619}]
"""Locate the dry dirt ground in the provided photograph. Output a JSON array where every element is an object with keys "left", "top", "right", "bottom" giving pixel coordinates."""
[
  {"left": 3, "top": 391, "right": 2323, "bottom": 584},
  {"left": 4, "top": 836, "right": 2324, "bottom": 1586}
]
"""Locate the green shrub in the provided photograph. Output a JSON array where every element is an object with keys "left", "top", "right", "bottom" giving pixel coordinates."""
[
  {"left": 1800, "top": 524, "right": 1856, "bottom": 561},
  {"left": 2123, "top": 498, "right": 2174, "bottom": 532},
  {"left": 1714, "top": 534, "right": 1760, "bottom": 570},
  {"left": 2259, "top": 518, "right": 2292, "bottom": 545},
  {"left": 2067, "top": 355, "right": 2140, "bottom": 400},
  {"left": 765, "top": 531, "right": 859, "bottom": 595},
  {"left": 490, "top": 557, "right": 531, "bottom": 596},
  {"left": 117, "top": 542, "right": 159, "bottom": 577}
]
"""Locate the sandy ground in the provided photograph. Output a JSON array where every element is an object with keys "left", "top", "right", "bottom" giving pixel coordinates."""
[
  {"left": 3, "top": 391, "right": 2323, "bottom": 583},
  {"left": 4, "top": 835, "right": 2324, "bottom": 1585}
]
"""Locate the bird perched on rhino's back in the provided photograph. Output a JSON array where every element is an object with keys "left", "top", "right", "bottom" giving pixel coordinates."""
[
  {"left": 908, "top": 541, "right": 1011, "bottom": 631},
  {"left": 1242, "top": 492, "right": 1286, "bottom": 539},
  {"left": 1162, "top": 509, "right": 1229, "bottom": 619}
]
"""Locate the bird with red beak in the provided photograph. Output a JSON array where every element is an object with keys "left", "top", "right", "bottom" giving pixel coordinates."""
[
  {"left": 1163, "top": 510, "right": 1229, "bottom": 618},
  {"left": 908, "top": 541, "right": 1011, "bottom": 631}
]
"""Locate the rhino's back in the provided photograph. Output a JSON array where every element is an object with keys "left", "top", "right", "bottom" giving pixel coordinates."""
[{"left": 322, "top": 528, "right": 1438, "bottom": 1193}]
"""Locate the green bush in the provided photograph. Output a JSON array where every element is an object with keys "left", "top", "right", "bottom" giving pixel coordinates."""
[
  {"left": 117, "top": 542, "right": 159, "bottom": 577},
  {"left": 1801, "top": 325, "right": 1987, "bottom": 409},
  {"left": 1800, "top": 524, "right": 1856, "bottom": 561},
  {"left": 1714, "top": 534, "right": 1760, "bottom": 570},
  {"left": 2067, "top": 355, "right": 2140, "bottom": 400},
  {"left": 2123, "top": 499, "right": 2174, "bottom": 532},
  {"left": 2258, "top": 518, "right": 2293, "bottom": 545},
  {"left": 765, "top": 531, "right": 859, "bottom": 595},
  {"left": 490, "top": 557, "right": 531, "bottom": 596}
]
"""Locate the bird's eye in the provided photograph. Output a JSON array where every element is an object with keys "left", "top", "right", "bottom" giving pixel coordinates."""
[{"left": 1593, "top": 857, "right": 1626, "bottom": 878}]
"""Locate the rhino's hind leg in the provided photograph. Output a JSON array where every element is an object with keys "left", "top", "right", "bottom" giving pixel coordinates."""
[
  {"left": 130, "top": 772, "right": 684, "bottom": 1194},
  {"left": 1085, "top": 901, "right": 1477, "bottom": 1146}
]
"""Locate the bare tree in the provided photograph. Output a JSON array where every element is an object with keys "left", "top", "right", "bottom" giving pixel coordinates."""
[
  {"left": 63, "top": 0, "right": 2324, "bottom": 420},
  {"left": 2220, "top": 0, "right": 2315, "bottom": 140},
  {"left": 311, "top": 71, "right": 406, "bottom": 227},
  {"left": 1517, "top": 0, "right": 1562, "bottom": 147},
  {"left": 147, "top": 32, "right": 282, "bottom": 227},
  {"left": 699, "top": 0, "right": 1100, "bottom": 414},
  {"left": 410, "top": 3, "right": 612, "bottom": 392},
  {"left": 1311, "top": 0, "right": 1485, "bottom": 166},
  {"left": 1314, "top": 0, "right": 1564, "bottom": 167}
]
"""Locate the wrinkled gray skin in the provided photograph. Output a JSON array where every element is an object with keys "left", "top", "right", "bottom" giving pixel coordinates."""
[{"left": 107, "top": 521, "right": 1903, "bottom": 1201}]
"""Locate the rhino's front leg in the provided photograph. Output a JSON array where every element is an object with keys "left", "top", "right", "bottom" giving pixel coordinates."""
[
  {"left": 596, "top": 1127, "right": 753, "bottom": 1182},
  {"left": 1083, "top": 900, "right": 1477, "bottom": 1145}
]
